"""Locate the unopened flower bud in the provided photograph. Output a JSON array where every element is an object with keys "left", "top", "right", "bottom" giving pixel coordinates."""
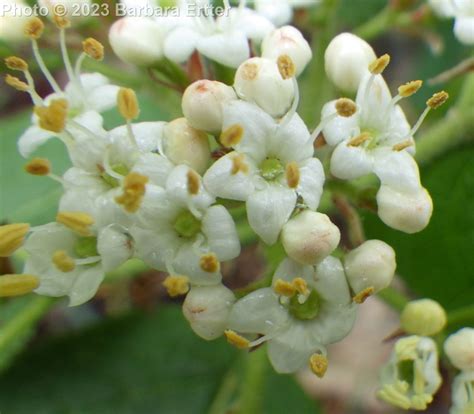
[
  {"left": 401, "top": 299, "right": 447, "bottom": 336},
  {"left": 262, "top": 26, "right": 312, "bottom": 76},
  {"left": 183, "top": 285, "right": 236, "bottom": 340},
  {"left": 182, "top": 80, "right": 237, "bottom": 134},
  {"left": 109, "top": 17, "right": 164, "bottom": 67},
  {"left": 281, "top": 211, "right": 341, "bottom": 265},
  {"left": 234, "top": 57, "right": 295, "bottom": 118},
  {"left": 325, "top": 33, "right": 376, "bottom": 92},
  {"left": 162, "top": 118, "right": 211, "bottom": 175},
  {"left": 444, "top": 328, "right": 474, "bottom": 371},
  {"left": 377, "top": 186, "right": 433, "bottom": 234},
  {"left": 344, "top": 240, "right": 396, "bottom": 302}
]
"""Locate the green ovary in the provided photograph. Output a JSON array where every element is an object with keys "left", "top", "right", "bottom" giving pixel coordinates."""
[
  {"left": 397, "top": 359, "right": 415, "bottom": 385},
  {"left": 173, "top": 211, "right": 202, "bottom": 239},
  {"left": 288, "top": 290, "right": 321, "bottom": 321},
  {"left": 101, "top": 163, "right": 130, "bottom": 188},
  {"left": 74, "top": 237, "right": 99, "bottom": 258},
  {"left": 260, "top": 158, "right": 284, "bottom": 181}
]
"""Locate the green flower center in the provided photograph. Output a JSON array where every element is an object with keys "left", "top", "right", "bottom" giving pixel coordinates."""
[
  {"left": 74, "top": 237, "right": 99, "bottom": 258},
  {"left": 101, "top": 163, "right": 129, "bottom": 188},
  {"left": 173, "top": 211, "right": 202, "bottom": 239},
  {"left": 288, "top": 290, "right": 321, "bottom": 321},
  {"left": 260, "top": 158, "right": 284, "bottom": 181},
  {"left": 397, "top": 359, "right": 415, "bottom": 385}
]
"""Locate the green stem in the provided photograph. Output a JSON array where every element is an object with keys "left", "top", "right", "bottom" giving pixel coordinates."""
[
  {"left": 238, "top": 348, "right": 268, "bottom": 414},
  {"left": 447, "top": 304, "right": 474, "bottom": 329},
  {"left": 208, "top": 366, "right": 239, "bottom": 414},
  {"left": 377, "top": 286, "right": 410, "bottom": 312}
]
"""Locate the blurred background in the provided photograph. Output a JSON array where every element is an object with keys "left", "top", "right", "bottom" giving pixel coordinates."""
[{"left": 0, "top": 0, "right": 473, "bottom": 413}]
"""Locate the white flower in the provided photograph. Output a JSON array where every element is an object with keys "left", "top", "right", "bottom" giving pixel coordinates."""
[
  {"left": 204, "top": 100, "right": 324, "bottom": 245},
  {"left": 0, "top": 0, "right": 31, "bottom": 43},
  {"left": 429, "top": 0, "right": 474, "bottom": 45},
  {"left": 321, "top": 69, "right": 434, "bottom": 233},
  {"left": 444, "top": 328, "right": 474, "bottom": 372},
  {"left": 449, "top": 371, "right": 474, "bottom": 414},
  {"left": 378, "top": 336, "right": 442, "bottom": 411},
  {"left": 131, "top": 164, "right": 241, "bottom": 286},
  {"left": 24, "top": 222, "right": 133, "bottom": 306},
  {"left": 226, "top": 256, "right": 356, "bottom": 373},
  {"left": 233, "top": 57, "right": 295, "bottom": 118},
  {"left": 324, "top": 32, "right": 376, "bottom": 92},
  {"left": 183, "top": 284, "right": 236, "bottom": 340},
  {"left": 255, "top": 0, "right": 318, "bottom": 26},
  {"left": 261, "top": 25, "right": 313, "bottom": 76}
]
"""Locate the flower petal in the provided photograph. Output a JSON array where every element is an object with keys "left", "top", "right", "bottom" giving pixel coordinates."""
[
  {"left": 97, "top": 227, "right": 133, "bottom": 272},
  {"left": 298, "top": 157, "right": 325, "bottom": 210},
  {"left": 110, "top": 122, "right": 166, "bottom": 153},
  {"left": 321, "top": 100, "right": 359, "bottom": 146},
  {"left": 330, "top": 141, "right": 374, "bottom": 180},
  {"left": 223, "top": 8, "right": 275, "bottom": 41},
  {"left": 133, "top": 153, "right": 174, "bottom": 187},
  {"left": 314, "top": 256, "right": 352, "bottom": 305},
  {"left": 202, "top": 205, "right": 241, "bottom": 261},
  {"left": 197, "top": 30, "right": 250, "bottom": 68},
  {"left": 272, "top": 257, "right": 314, "bottom": 286},
  {"left": 69, "top": 264, "right": 105, "bottom": 306},
  {"left": 18, "top": 125, "right": 55, "bottom": 158},
  {"left": 164, "top": 27, "right": 198, "bottom": 63},
  {"left": 247, "top": 185, "right": 297, "bottom": 244}
]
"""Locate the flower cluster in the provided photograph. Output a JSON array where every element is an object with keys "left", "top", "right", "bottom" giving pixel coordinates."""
[{"left": 0, "top": 10, "right": 454, "bottom": 388}]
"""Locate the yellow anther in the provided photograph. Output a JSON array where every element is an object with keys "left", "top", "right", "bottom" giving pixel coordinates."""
[
  {"left": 231, "top": 153, "right": 249, "bottom": 175},
  {"left": 369, "top": 54, "right": 390, "bottom": 75},
  {"left": 220, "top": 124, "right": 244, "bottom": 148},
  {"left": 0, "top": 274, "right": 40, "bottom": 297},
  {"left": 277, "top": 54, "right": 296, "bottom": 79},
  {"left": 335, "top": 98, "right": 357, "bottom": 117},
  {"left": 187, "top": 169, "right": 200, "bottom": 195},
  {"left": 224, "top": 330, "right": 250, "bottom": 349},
  {"left": 292, "top": 277, "right": 310, "bottom": 296},
  {"left": 392, "top": 140, "right": 413, "bottom": 152},
  {"left": 273, "top": 279, "right": 296, "bottom": 297},
  {"left": 162, "top": 275, "right": 190, "bottom": 297},
  {"left": 25, "top": 158, "right": 51, "bottom": 176},
  {"left": 24, "top": 17, "right": 45, "bottom": 39},
  {"left": 82, "top": 38, "right": 104, "bottom": 61},
  {"left": 347, "top": 132, "right": 371, "bottom": 147},
  {"left": 427, "top": 91, "right": 449, "bottom": 109},
  {"left": 199, "top": 253, "right": 220, "bottom": 273},
  {"left": 5, "top": 56, "right": 28, "bottom": 71},
  {"left": 398, "top": 80, "right": 423, "bottom": 98},
  {"left": 34, "top": 99, "right": 69, "bottom": 133},
  {"left": 241, "top": 62, "right": 258, "bottom": 80},
  {"left": 52, "top": 250, "right": 76, "bottom": 272},
  {"left": 0, "top": 223, "right": 30, "bottom": 257},
  {"left": 285, "top": 161, "right": 300, "bottom": 189},
  {"left": 56, "top": 211, "right": 94, "bottom": 237},
  {"left": 353, "top": 286, "right": 375, "bottom": 304},
  {"left": 5, "top": 74, "right": 29, "bottom": 92},
  {"left": 309, "top": 354, "right": 328, "bottom": 378},
  {"left": 118, "top": 88, "right": 140, "bottom": 121},
  {"left": 53, "top": 13, "right": 70, "bottom": 29},
  {"left": 115, "top": 172, "right": 149, "bottom": 213}
]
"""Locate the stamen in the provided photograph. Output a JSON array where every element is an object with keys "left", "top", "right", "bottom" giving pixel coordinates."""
[
  {"left": 335, "top": 98, "right": 357, "bottom": 117},
  {"left": 53, "top": 14, "right": 71, "bottom": 30},
  {"left": 82, "top": 38, "right": 104, "bottom": 61},
  {"left": 57, "top": 21, "right": 76, "bottom": 85},
  {"left": 353, "top": 286, "right": 375, "bottom": 304},
  {"left": 115, "top": 172, "right": 149, "bottom": 213},
  {"left": 24, "top": 17, "right": 44, "bottom": 39},
  {"left": 34, "top": 98, "right": 68, "bottom": 133},
  {"left": 277, "top": 55, "right": 296, "bottom": 80},
  {"left": 4, "top": 74, "right": 29, "bottom": 92},
  {"left": 285, "top": 162, "right": 300, "bottom": 189},
  {"left": 369, "top": 54, "right": 390, "bottom": 75},
  {"left": 280, "top": 76, "right": 300, "bottom": 127},
  {"left": 199, "top": 253, "right": 220, "bottom": 273},
  {"left": 24, "top": 158, "right": 51, "bottom": 176},
  {"left": 309, "top": 354, "right": 328, "bottom": 378},
  {"left": 163, "top": 275, "right": 190, "bottom": 297},
  {"left": 0, "top": 223, "right": 30, "bottom": 257},
  {"left": 231, "top": 153, "right": 249, "bottom": 175},
  {"left": 5, "top": 56, "right": 28, "bottom": 71},
  {"left": 240, "top": 62, "right": 258, "bottom": 81},
  {"left": 118, "top": 88, "right": 140, "bottom": 121},
  {"left": 220, "top": 124, "right": 243, "bottom": 148},
  {"left": 427, "top": 91, "right": 449, "bottom": 109},
  {"left": 187, "top": 169, "right": 201, "bottom": 195},
  {"left": 224, "top": 330, "right": 250, "bottom": 349},
  {"left": 0, "top": 274, "right": 40, "bottom": 297},
  {"left": 52, "top": 250, "right": 76, "bottom": 272},
  {"left": 392, "top": 140, "right": 413, "bottom": 152},
  {"left": 56, "top": 211, "right": 94, "bottom": 237},
  {"left": 347, "top": 132, "right": 371, "bottom": 147},
  {"left": 398, "top": 80, "right": 423, "bottom": 98},
  {"left": 274, "top": 279, "right": 296, "bottom": 297},
  {"left": 292, "top": 277, "right": 310, "bottom": 296}
]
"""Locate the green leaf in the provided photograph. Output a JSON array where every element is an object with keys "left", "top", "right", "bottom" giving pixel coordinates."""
[
  {"left": 0, "top": 306, "right": 319, "bottom": 413},
  {"left": 364, "top": 147, "right": 474, "bottom": 311}
]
